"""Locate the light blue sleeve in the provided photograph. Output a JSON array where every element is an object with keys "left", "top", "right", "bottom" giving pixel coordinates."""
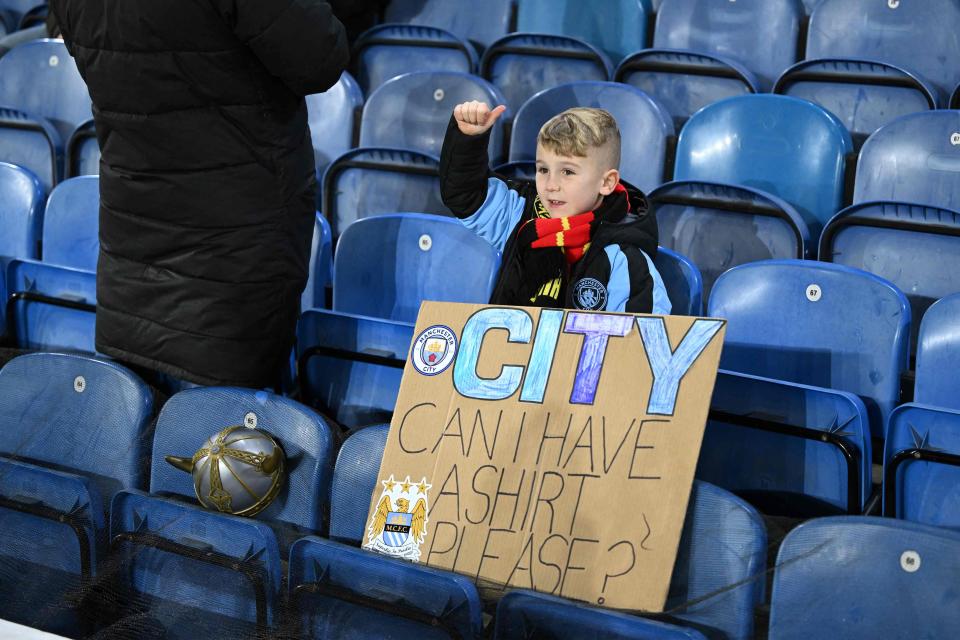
[
  {"left": 460, "top": 178, "right": 526, "bottom": 254},
  {"left": 604, "top": 246, "right": 673, "bottom": 315}
]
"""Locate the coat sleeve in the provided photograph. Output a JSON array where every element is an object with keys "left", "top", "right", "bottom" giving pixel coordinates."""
[
  {"left": 603, "top": 246, "right": 672, "bottom": 315},
  {"left": 214, "top": 0, "right": 349, "bottom": 96}
]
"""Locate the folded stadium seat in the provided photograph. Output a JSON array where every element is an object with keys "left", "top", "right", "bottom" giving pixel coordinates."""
[
  {"left": 616, "top": 0, "right": 802, "bottom": 128},
  {"left": 0, "top": 161, "right": 43, "bottom": 337},
  {"left": 302, "top": 213, "right": 332, "bottom": 312},
  {"left": 287, "top": 424, "right": 483, "bottom": 639},
  {"left": 42, "top": 175, "right": 99, "bottom": 271},
  {"left": 480, "top": 33, "right": 613, "bottom": 113},
  {"left": 699, "top": 370, "right": 872, "bottom": 517},
  {"left": 359, "top": 71, "right": 509, "bottom": 163},
  {"left": 297, "top": 310, "right": 413, "bottom": 429},
  {"left": 653, "top": 246, "right": 702, "bottom": 316},
  {"left": 16, "top": 2, "right": 42, "bottom": 29},
  {"left": 883, "top": 294, "right": 960, "bottom": 526},
  {"left": 0, "top": 0, "right": 43, "bottom": 34},
  {"left": 0, "top": 353, "right": 153, "bottom": 635},
  {"left": 333, "top": 213, "right": 501, "bottom": 323},
  {"left": 953, "top": 84, "right": 960, "bottom": 110},
  {"left": 321, "top": 147, "right": 447, "bottom": 242},
  {"left": 494, "top": 591, "right": 708, "bottom": 640},
  {"left": 653, "top": 95, "right": 851, "bottom": 300},
  {"left": 306, "top": 72, "right": 364, "bottom": 206},
  {"left": 5, "top": 258, "right": 97, "bottom": 353},
  {"left": 0, "top": 39, "right": 92, "bottom": 192},
  {"left": 383, "top": 0, "right": 515, "bottom": 54},
  {"left": 774, "top": 0, "right": 960, "bottom": 147},
  {"left": 508, "top": 81, "right": 674, "bottom": 194},
  {"left": 353, "top": 25, "right": 479, "bottom": 97},
  {"left": 708, "top": 260, "right": 910, "bottom": 443},
  {"left": 103, "top": 387, "right": 337, "bottom": 638},
  {"left": 64, "top": 118, "right": 99, "bottom": 178},
  {"left": 516, "top": 0, "right": 651, "bottom": 66},
  {"left": 768, "top": 517, "right": 960, "bottom": 639}
]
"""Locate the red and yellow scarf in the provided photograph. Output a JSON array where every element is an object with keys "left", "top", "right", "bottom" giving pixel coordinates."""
[{"left": 530, "top": 200, "right": 595, "bottom": 264}]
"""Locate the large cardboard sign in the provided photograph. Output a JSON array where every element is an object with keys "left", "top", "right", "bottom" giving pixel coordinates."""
[{"left": 363, "top": 302, "right": 725, "bottom": 611}]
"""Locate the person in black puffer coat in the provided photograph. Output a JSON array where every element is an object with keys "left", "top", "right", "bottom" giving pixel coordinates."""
[{"left": 48, "top": 1, "right": 349, "bottom": 388}]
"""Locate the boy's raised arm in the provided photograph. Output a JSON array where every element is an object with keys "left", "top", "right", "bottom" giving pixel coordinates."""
[{"left": 440, "top": 101, "right": 506, "bottom": 219}]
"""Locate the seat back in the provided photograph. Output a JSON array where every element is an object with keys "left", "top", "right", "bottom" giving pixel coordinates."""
[
  {"left": 42, "top": 175, "right": 99, "bottom": 270},
  {"left": 322, "top": 147, "right": 447, "bottom": 241},
  {"left": 0, "top": 353, "right": 153, "bottom": 500},
  {"left": 0, "top": 161, "right": 43, "bottom": 260},
  {"left": 354, "top": 25, "right": 476, "bottom": 96},
  {"left": 297, "top": 311, "right": 412, "bottom": 429},
  {"left": 110, "top": 490, "right": 283, "bottom": 639},
  {"left": 150, "top": 387, "right": 336, "bottom": 539},
  {"left": 853, "top": 111, "right": 960, "bottom": 212},
  {"left": 302, "top": 213, "right": 332, "bottom": 311},
  {"left": 653, "top": 0, "right": 802, "bottom": 89},
  {"left": 708, "top": 260, "right": 910, "bottom": 439},
  {"left": 66, "top": 119, "right": 100, "bottom": 178},
  {"left": 333, "top": 213, "right": 500, "bottom": 323},
  {"left": 384, "top": 0, "right": 514, "bottom": 49},
  {"left": 329, "top": 424, "right": 390, "bottom": 544},
  {"left": 6, "top": 259, "right": 97, "bottom": 352},
  {"left": 0, "top": 0, "right": 44, "bottom": 31},
  {"left": 481, "top": 33, "right": 612, "bottom": 111},
  {"left": 0, "top": 39, "right": 92, "bottom": 140},
  {"left": 360, "top": 71, "right": 508, "bottom": 161},
  {"left": 820, "top": 202, "right": 960, "bottom": 354},
  {"left": 914, "top": 293, "right": 960, "bottom": 409},
  {"left": 674, "top": 95, "right": 852, "bottom": 239},
  {"left": 516, "top": 0, "right": 650, "bottom": 63},
  {"left": 769, "top": 517, "right": 960, "bottom": 640},
  {"left": 306, "top": 72, "right": 363, "bottom": 200},
  {"left": 807, "top": 0, "right": 960, "bottom": 96},
  {"left": 651, "top": 181, "right": 809, "bottom": 301},
  {"left": 653, "top": 246, "right": 702, "bottom": 316},
  {"left": 509, "top": 81, "right": 674, "bottom": 193}
]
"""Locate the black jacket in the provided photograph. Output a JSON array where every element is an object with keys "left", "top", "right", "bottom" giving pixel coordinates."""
[
  {"left": 51, "top": 0, "right": 349, "bottom": 387},
  {"left": 440, "top": 118, "right": 670, "bottom": 314}
]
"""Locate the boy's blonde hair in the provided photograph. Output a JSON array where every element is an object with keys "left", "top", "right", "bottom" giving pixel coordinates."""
[{"left": 537, "top": 107, "right": 621, "bottom": 170}]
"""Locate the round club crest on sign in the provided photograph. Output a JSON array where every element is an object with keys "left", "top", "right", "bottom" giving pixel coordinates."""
[{"left": 411, "top": 324, "right": 457, "bottom": 376}]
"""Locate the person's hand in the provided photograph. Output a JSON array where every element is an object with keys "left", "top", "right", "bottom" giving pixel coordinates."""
[{"left": 454, "top": 101, "right": 506, "bottom": 136}]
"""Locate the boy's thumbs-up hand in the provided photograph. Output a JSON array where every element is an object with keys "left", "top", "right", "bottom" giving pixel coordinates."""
[{"left": 454, "top": 101, "right": 506, "bottom": 136}]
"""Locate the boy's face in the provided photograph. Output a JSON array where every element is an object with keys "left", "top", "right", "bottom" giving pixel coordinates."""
[{"left": 535, "top": 144, "right": 620, "bottom": 218}]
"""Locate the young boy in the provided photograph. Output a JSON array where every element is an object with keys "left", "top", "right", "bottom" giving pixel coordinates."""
[{"left": 439, "top": 101, "right": 671, "bottom": 314}]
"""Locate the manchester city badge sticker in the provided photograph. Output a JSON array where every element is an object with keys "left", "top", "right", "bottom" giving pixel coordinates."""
[
  {"left": 411, "top": 324, "right": 457, "bottom": 375},
  {"left": 363, "top": 475, "right": 432, "bottom": 561}
]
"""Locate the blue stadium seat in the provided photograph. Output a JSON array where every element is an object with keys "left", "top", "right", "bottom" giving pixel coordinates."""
[
  {"left": 297, "top": 310, "right": 412, "bottom": 429},
  {"left": 953, "top": 84, "right": 959, "bottom": 110},
  {"left": 109, "top": 490, "right": 283, "bottom": 640},
  {"left": 0, "top": 39, "right": 92, "bottom": 190},
  {"left": 329, "top": 424, "right": 391, "bottom": 544},
  {"left": 493, "top": 159, "right": 536, "bottom": 182},
  {"left": 852, "top": 111, "right": 960, "bottom": 212},
  {"left": 0, "top": 353, "right": 153, "bottom": 634},
  {"left": 359, "top": 71, "right": 508, "bottom": 162},
  {"left": 149, "top": 387, "right": 337, "bottom": 548},
  {"left": 6, "top": 259, "right": 97, "bottom": 352},
  {"left": 306, "top": 72, "right": 363, "bottom": 204},
  {"left": 673, "top": 95, "right": 852, "bottom": 241},
  {"left": 333, "top": 213, "right": 500, "bottom": 323},
  {"left": 384, "top": 0, "right": 514, "bottom": 51},
  {"left": 616, "top": 0, "right": 802, "bottom": 126},
  {"left": 516, "top": 0, "right": 651, "bottom": 64},
  {"left": 700, "top": 370, "right": 872, "bottom": 516},
  {"left": 494, "top": 591, "right": 708, "bottom": 640},
  {"left": 509, "top": 81, "right": 674, "bottom": 193},
  {"left": 0, "top": 0, "right": 43, "bottom": 33},
  {"left": 800, "top": 0, "right": 820, "bottom": 13},
  {"left": 653, "top": 246, "right": 702, "bottom": 316},
  {"left": 0, "top": 161, "right": 44, "bottom": 332},
  {"left": 819, "top": 202, "right": 960, "bottom": 354},
  {"left": 303, "top": 213, "right": 332, "bottom": 311},
  {"left": 321, "top": 147, "right": 447, "bottom": 241},
  {"left": 709, "top": 260, "right": 910, "bottom": 441},
  {"left": 776, "top": 0, "right": 960, "bottom": 145},
  {"left": 288, "top": 536, "right": 484, "bottom": 640},
  {"left": 353, "top": 25, "right": 478, "bottom": 97},
  {"left": 42, "top": 175, "right": 99, "bottom": 271},
  {"left": 769, "top": 517, "right": 960, "bottom": 639},
  {"left": 65, "top": 118, "right": 99, "bottom": 178},
  {"left": 650, "top": 181, "right": 809, "bottom": 301},
  {"left": 883, "top": 295, "right": 960, "bottom": 525},
  {"left": 480, "top": 33, "right": 612, "bottom": 112}
]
